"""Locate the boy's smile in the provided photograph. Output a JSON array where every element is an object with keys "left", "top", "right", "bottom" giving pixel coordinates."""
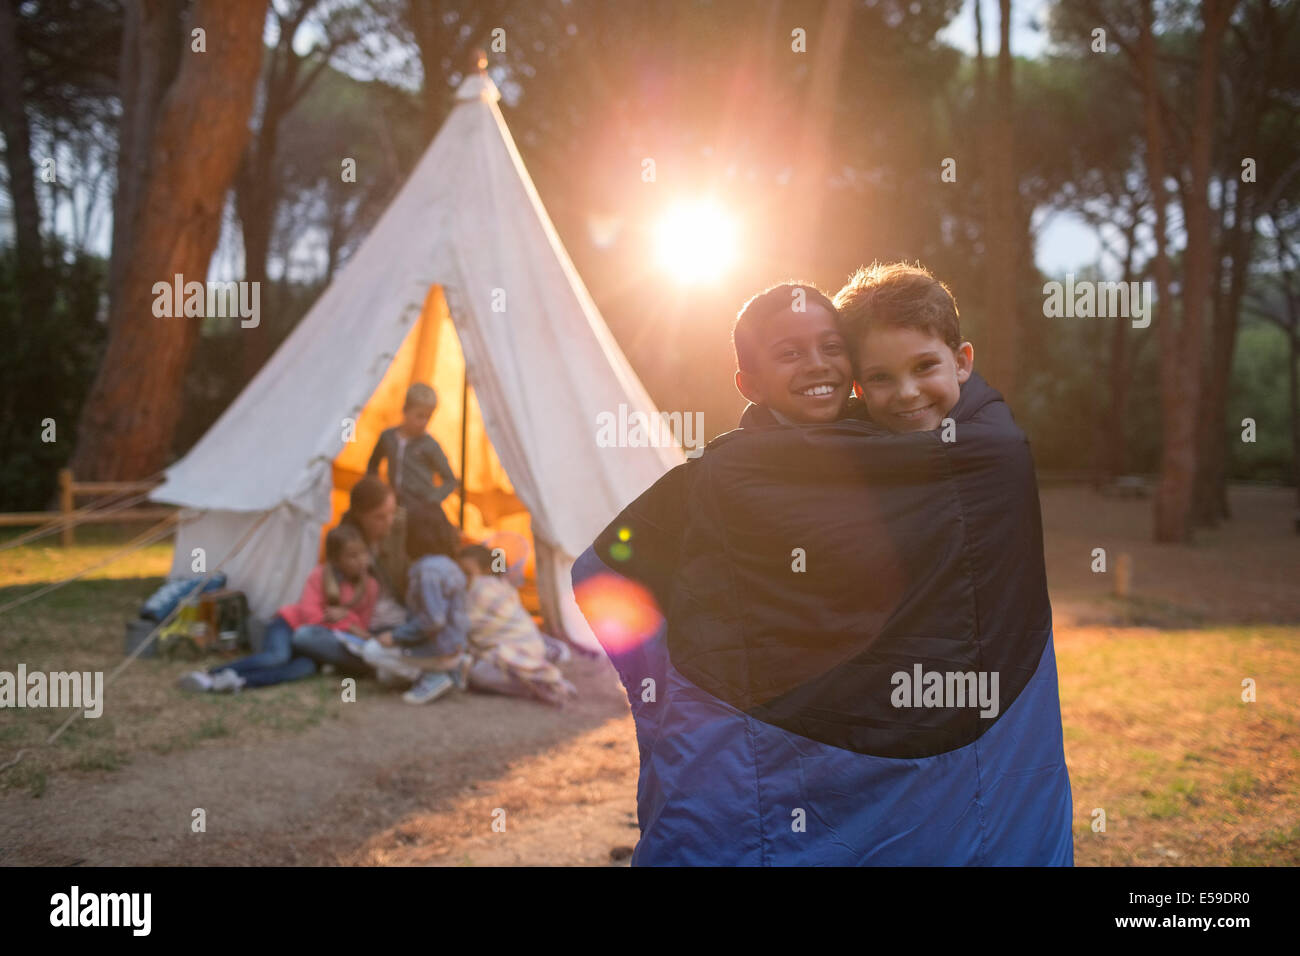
[
  {"left": 854, "top": 325, "right": 974, "bottom": 433},
  {"left": 735, "top": 304, "right": 853, "bottom": 424}
]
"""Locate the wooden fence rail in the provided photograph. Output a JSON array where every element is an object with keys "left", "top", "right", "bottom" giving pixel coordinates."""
[{"left": 0, "top": 469, "right": 170, "bottom": 546}]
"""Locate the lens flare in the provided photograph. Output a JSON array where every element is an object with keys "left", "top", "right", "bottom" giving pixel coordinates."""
[{"left": 572, "top": 572, "right": 663, "bottom": 653}]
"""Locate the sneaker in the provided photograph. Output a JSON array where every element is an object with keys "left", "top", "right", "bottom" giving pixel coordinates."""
[
  {"left": 403, "top": 671, "right": 454, "bottom": 705},
  {"left": 336, "top": 632, "right": 368, "bottom": 657},
  {"left": 541, "top": 635, "right": 572, "bottom": 665},
  {"left": 532, "top": 677, "right": 578, "bottom": 708},
  {"left": 361, "top": 638, "right": 389, "bottom": 668},
  {"left": 451, "top": 654, "right": 472, "bottom": 691},
  {"left": 177, "top": 670, "right": 214, "bottom": 693},
  {"left": 210, "top": 669, "right": 246, "bottom": 693}
]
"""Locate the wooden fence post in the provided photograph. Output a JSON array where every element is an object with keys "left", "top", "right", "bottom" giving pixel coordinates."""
[
  {"left": 59, "top": 468, "right": 74, "bottom": 547},
  {"left": 1114, "top": 552, "right": 1132, "bottom": 598}
]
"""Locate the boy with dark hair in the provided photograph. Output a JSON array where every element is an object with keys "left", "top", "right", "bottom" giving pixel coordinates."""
[{"left": 730, "top": 282, "right": 855, "bottom": 426}]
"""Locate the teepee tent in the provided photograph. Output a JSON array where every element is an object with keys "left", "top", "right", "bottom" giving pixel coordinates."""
[{"left": 151, "top": 73, "right": 682, "bottom": 650}]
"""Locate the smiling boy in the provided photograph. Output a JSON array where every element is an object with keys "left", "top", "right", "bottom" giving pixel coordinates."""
[
  {"left": 731, "top": 283, "right": 855, "bottom": 425},
  {"left": 833, "top": 261, "right": 975, "bottom": 433}
]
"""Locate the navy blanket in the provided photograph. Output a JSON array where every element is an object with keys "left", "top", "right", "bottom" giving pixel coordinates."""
[{"left": 572, "top": 372, "right": 1073, "bottom": 865}]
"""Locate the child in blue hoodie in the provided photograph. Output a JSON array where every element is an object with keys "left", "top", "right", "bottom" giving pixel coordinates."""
[{"left": 361, "top": 503, "right": 470, "bottom": 704}]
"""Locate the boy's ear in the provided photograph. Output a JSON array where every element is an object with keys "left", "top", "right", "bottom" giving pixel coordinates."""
[
  {"left": 954, "top": 342, "right": 975, "bottom": 383},
  {"left": 734, "top": 368, "right": 762, "bottom": 405}
]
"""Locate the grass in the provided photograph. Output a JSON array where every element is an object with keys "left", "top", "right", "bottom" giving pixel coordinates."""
[
  {"left": 0, "top": 530, "right": 349, "bottom": 796},
  {"left": 1059, "top": 625, "right": 1300, "bottom": 866},
  {"left": 1091, "top": 594, "right": 1209, "bottom": 629},
  {"left": 0, "top": 524, "right": 178, "bottom": 586}
]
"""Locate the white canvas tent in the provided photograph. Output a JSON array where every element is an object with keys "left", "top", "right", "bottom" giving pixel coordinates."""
[{"left": 151, "top": 73, "right": 682, "bottom": 651}]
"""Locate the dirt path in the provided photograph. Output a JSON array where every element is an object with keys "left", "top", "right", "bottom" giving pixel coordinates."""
[{"left": 0, "top": 655, "right": 639, "bottom": 866}]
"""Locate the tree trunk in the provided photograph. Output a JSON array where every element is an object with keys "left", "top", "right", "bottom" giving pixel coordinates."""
[
  {"left": 71, "top": 0, "right": 268, "bottom": 481},
  {"left": 1105, "top": 217, "right": 1143, "bottom": 481},
  {"left": 109, "top": 0, "right": 186, "bottom": 328},
  {"left": 235, "top": 0, "right": 327, "bottom": 382},
  {"left": 1194, "top": 203, "right": 1252, "bottom": 526},
  {"left": 234, "top": 144, "right": 277, "bottom": 379},
  {"left": 1291, "top": 334, "right": 1300, "bottom": 509},
  {"left": 785, "top": 0, "right": 853, "bottom": 277},
  {"left": 1089, "top": 316, "right": 1110, "bottom": 489},
  {"left": 1193, "top": 1, "right": 1300, "bottom": 526},
  {"left": 409, "top": 0, "right": 448, "bottom": 142},
  {"left": 981, "top": 0, "right": 1018, "bottom": 405},
  {"left": 0, "top": 0, "right": 48, "bottom": 318},
  {"left": 1145, "top": 0, "right": 1232, "bottom": 543},
  {"left": 1104, "top": 302, "right": 1131, "bottom": 479},
  {"left": 1139, "top": 1, "right": 1179, "bottom": 540}
]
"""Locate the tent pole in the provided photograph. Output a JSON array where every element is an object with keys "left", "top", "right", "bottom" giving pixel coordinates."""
[{"left": 459, "top": 365, "right": 468, "bottom": 529}]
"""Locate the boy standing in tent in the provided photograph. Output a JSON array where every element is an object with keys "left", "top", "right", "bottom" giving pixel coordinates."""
[{"left": 367, "top": 383, "right": 460, "bottom": 517}]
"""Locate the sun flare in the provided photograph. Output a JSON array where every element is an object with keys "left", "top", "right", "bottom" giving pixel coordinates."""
[{"left": 653, "top": 199, "right": 739, "bottom": 283}]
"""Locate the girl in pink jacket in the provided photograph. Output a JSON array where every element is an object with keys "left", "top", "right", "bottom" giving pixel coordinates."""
[{"left": 179, "top": 524, "right": 378, "bottom": 692}]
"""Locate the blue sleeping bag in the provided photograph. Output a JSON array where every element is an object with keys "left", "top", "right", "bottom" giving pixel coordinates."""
[{"left": 572, "top": 373, "right": 1073, "bottom": 865}]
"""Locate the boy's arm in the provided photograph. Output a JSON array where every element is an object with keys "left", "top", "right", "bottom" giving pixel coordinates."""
[
  {"left": 391, "top": 619, "right": 424, "bottom": 643},
  {"left": 425, "top": 439, "right": 459, "bottom": 504},
  {"left": 590, "top": 461, "right": 691, "bottom": 617},
  {"left": 366, "top": 430, "right": 388, "bottom": 475},
  {"left": 347, "top": 577, "right": 380, "bottom": 632}
]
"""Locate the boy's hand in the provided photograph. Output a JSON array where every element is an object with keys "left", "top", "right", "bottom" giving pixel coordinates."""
[{"left": 376, "top": 631, "right": 395, "bottom": 647}]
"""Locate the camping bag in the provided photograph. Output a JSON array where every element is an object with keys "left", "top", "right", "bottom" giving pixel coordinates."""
[
  {"left": 573, "top": 372, "right": 1074, "bottom": 865},
  {"left": 139, "top": 573, "right": 227, "bottom": 622}
]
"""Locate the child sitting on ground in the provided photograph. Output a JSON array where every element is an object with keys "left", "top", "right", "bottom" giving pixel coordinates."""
[
  {"left": 457, "top": 545, "right": 577, "bottom": 707},
  {"left": 179, "top": 524, "right": 376, "bottom": 693},
  {"left": 362, "top": 503, "right": 470, "bottom": 705}
]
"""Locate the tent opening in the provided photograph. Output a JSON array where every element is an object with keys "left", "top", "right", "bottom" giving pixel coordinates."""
[{"left": 329, "top": 284, "right": 540, "bottom": 614}]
